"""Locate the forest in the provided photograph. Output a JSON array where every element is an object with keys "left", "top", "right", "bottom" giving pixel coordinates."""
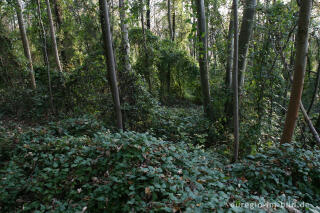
[{"left": 0, "top": 0, "right": 320, "bottom": 212}]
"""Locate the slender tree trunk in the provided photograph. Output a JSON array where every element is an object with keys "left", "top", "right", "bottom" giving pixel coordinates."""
[
  {"left": 36, "top": 0, "right": 54, "bottom": 113},
  {"left": 316, "top": 112, "right": 320, "bottom": 132},
  {"left": 166, "top": 0, "right": 174, "bottom": 100},
  {"left": 196, "top": 0, "right": 212, "bottom": 118},
  {"left": 99, "top": 0, "right": 123, "bottom": 130},
  {"left": 226, "top": 11, "right": 234, "bottom": 89},
  {"left": 167, "top": 0, "right": 173, "bottom": 41},
  {"left": 140, "top": 0, "right": 152, "bottom": 92},
  {"left": 172, "top": 0, "right": 175, "bottom": 41},
  {"left": 300, "top": 102, "right": 320, "bottom": 144},
  {"left": 15, "top": 0, "right": 36, "bottom": 89},
  {"left": 224, "top": 9, "right": 234, "bottom": 126},
  {"left": 166, "top": 63, "right": 171, "bottom": 99},
  {"left": 119, "top": 0, "right": 131, "bottom": 74},
  {"left": 146, "top": 0, "right": 151, "bottom": 30},
  {"left": 232, "top": 0, "right": 239, "bottom": 162},
  {"left": 307, "top": 39, "right": 320, "bottom": 114},
  {"left": 301, "top": 40, "right": 320, "bottom": 142},
  {"left": 45, "top": 0, "right": 63, "bottom": 75},
  {"left": 108, "top": 0, "right": 115, "bottom": 36},
  {"left": 52, "top": 0, "right": 62, "bottom": 26},
  {"left": 52, "top": 0, "right": 67, "bottom": 64},
  {"left": 12, "top": 13, "right": 16, "bottom": 31},
  {"left": 238, "top": 0, "right": 257, "bottom": 89},
  {"left": 281, "top": 0, "right": 312, "bottom": 143},
  {"left": 119, "top": 0, "right": 133, "bottom": 129}
]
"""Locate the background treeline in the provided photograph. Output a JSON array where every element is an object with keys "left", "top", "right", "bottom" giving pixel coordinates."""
[{"left": 1, "top": 0, "right": 319, "bottom": 149}]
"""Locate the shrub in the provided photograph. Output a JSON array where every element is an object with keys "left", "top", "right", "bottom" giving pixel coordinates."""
[
  {"left": 1, "top": 116, "right": 319, "bottom": 212},
  {"left": 229, "top": 143, "right": 320, "bottom": 206},
  {"left": 0, "top": 127, "right": 232, "bottom": 212},
  {"left": 149, "top": 106, "right": 225, "bottom": 146}
]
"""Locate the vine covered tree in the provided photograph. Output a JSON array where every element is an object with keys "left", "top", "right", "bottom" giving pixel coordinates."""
[{"left": 196, "top": 0, "right": 212, "bottom": 118}]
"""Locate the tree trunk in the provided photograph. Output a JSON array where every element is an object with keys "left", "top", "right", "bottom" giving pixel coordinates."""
[
  {"left": 52, "top": 0, "right": 67, "bottom": 64},
  {"left": 226, "top": 11, "right": 234, "bottom": 89},
  {"left": 118, "top": 0, "right": 134, "bottom": 128},
  {"left": 172, "top": 0, "right": 175, "bottom": 41},
  {"left": 146, "top": 0, "right": 150, "bottom": 30},
  {"left": 36, "top": 0, "right": 54, "bottom": 113},
  {"left": 119, "top": 0, "right": 131, "bottom": 74},
  {"left": 45, "top": 0, "right": 63, "bottom": 75},
  {"left": 108, "top": 0, "right": 115, "bottom": 36},
  {"left": 280, "top": 0, "right": 312, "bottom": 143},
  {"left": 238, "top": 0, "right": 257, "bottom": 89},
  {"left": 300, "top": 101, "right": 320, "bottom": 144},
  {"left": 99, "top": 0, "right": 123, "bottom": 130},
  {"left": 232, "top": 0, "right": 239, "bottom": 162},
  {"left": 306, "top": 39, "right": 320, "bottom": 114},
  {"left": 167, "top": 63, "right": 171, "bottom": 99},
  {"left": 167, "top": 0, "right": 173, "bottom": 41},
  {"left": 15, "top": 0, "right": 36, "bottom": 89},
  {"left": 165, "top": 0, "right": 175, "bottom": 100},
  {"left": 52, "top": 0, "right": 62, "bottom": 27},
  {"left": 196, "top": 0, "right": 212, "bottom": 117},
  {"left": 224, "top": 9, "right": 234, "bottom": 126},
  {"left": 140, "top": 0, "right": 152, "bottom": 92},
  {"left": 316, "top": 112, "right": 320, "bottom": 133}
]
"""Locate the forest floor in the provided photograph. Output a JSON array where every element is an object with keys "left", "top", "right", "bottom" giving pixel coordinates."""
[{"left": 0, "top": 106, "right": 319, "bottom": 212}]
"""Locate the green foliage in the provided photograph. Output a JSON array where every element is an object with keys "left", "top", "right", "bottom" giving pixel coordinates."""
[
  {"left": 1, "top": 117, "right": 319, "bottom": 212},
  {"left": 156, "top": 40, "right": 200, "bottom": 102},
  {"left": 1, "top": 0, "right": 320, "bottom": 211},
  {"left": 229, "top": 143, "right": 320, "bottom": 206},
  {"left": 150, "top": 106, "right": 226, "bottom": 146},
  {"left": 121, "top": 76, "right": 158, "bottom": 131},
  {"left": 129, "top": 28, "right": 200, "bottom": 102},
  {"left": 47, "top": 115, "right": 106, "bottom": 137},
  {"left": 0, "top": 121, "right": 16, "bottom": 162},
  {"left": 0, "top": 118, "right": 230, "bottom": 212}
]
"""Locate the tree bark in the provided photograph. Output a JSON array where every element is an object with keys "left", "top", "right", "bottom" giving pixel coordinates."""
[
  {"left": 99, "top": 0, "right": 123, "bottom": 130},
  {"left": 224, "top": 9, "right": 234, "bottom": 127},
  {"left": 146, "top": 0, "right": 151, "bottom": 30},
  {"left": 140, "top": 0, "right": 152, "bottom": 92},
  {"left": 15, "top": 0, "right": 36, "bottom": 89},
  {"left": 281, "top": 0, "right": 312, "bottom": 143},
  {"left": 51, "top": 0, "right": 67, "bottom": 64},
  {"left": 226, "top": 11, "right": 234, "bottom": 89},
  {"left": 306, "top": 39, "right": 320, "bottom": 114},
  {"left": 300, "top": 101, "right": 320, "bottom": 144},
  {"left": 119, "top": 0, "right": 131, "bottom": 74},
  {"left": 196, "top": 0, "right": 212, "bottom": 117},
  {"left": 36, "top": 0, "right": 54, "bottom": 113},
  {"left": 316, "top": 112, "right": 320, "bottom": 133},
  {"left": 52, "top": 0, "right": 62, "bottom": 27},
  {"left": 45, "top": 0, "right": 63, "bottom": 75},
  {"left": 238, "top": 0, "right": 256, "bottom": 89},
  {"left": 232, "top": 0, "right": 239, "bottom": 162},
  {"left": 167, "top": 0, "right": 173, "bottom": 41},
  {"left": 172, "top": 0, "right": 175, "bottom": 41}
]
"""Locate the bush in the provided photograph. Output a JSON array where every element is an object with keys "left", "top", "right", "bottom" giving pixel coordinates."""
[
  {"left": 229, "top": 143, "right": 320, "bottom": 206},
  {"left": 1, "top": 116, "right": 319, "bottom": 212},
  {"left": 0, "top": 126, "right": 233, "bottom": 212},
  {"left": 149, "top": 106, "right": 225, "bottom": 146}
]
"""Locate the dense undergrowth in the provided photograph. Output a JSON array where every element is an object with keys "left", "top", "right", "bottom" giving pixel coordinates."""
[{"left": 1, "top": 113, "right": 319, "bottom": 212}]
